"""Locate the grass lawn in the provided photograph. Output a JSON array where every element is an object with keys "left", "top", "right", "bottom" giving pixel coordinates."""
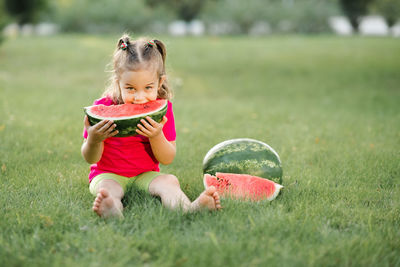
[{"left": 0, "top": 34, "right": 399, "bottom": 267}]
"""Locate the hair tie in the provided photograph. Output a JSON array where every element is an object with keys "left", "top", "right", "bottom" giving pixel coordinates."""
[
  {"left": 147, "top": 40, "right": 156, "bottom": 47},
  {"left": 120, "top": 41, "right": 128, "bottom": 50}
]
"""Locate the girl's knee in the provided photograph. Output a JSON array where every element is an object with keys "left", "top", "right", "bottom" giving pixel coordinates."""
[
  {"left": 149, "top": 174, "right": 181, "bottom": 196},
  {"left": 150, "top": 174, "right": 180, "bottom": 191},
  {"left": 159, "top": 174, "right": 180, "bottom": 186}
]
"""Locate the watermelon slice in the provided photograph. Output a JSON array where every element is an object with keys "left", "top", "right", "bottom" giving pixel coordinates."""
[
  {"left": 204, "top": 172, "right": 283, "bottom": 201},
  {"left": 84, "top": 99, "right": 168, "bottom": 137},
  {"left": 203, "top": 138, "right": 283, "bottom": 184}
]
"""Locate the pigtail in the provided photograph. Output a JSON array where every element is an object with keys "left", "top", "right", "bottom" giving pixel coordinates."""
[
  {"left": 118, "top": 35, "right": 130, "bottom": 51},
  {"left": 153, "top": 40, "right": 166, "bottom": 66},
  {"left": 153, "top": 40, "right": 172, "bottom": 100}
]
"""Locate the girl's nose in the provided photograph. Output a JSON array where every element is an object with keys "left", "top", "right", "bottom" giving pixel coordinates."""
[
  {"left": 133, "top": 92, "right": 146, "bottom": 103},
  {"left": 134, "top": 92, "right": 143, "bottom": 100}
]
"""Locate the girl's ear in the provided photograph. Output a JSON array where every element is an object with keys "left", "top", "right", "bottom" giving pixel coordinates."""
[{"left": 158, "top": 75, "right": 166, "bottom": 89}]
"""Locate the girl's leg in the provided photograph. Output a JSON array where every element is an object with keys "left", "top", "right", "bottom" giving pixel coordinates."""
[
  {"left": 148, "top": 174, "right": 221, "bottom": 212},
  {"left": 92, "top": 179, "right": 124, "bottom": 218}
]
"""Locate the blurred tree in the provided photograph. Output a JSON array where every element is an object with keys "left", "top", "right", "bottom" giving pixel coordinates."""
[
  {"left": 145, "top": 0, "right": 209, "bottom": 21},
  {"left": 339, "top": 0, "right": 374, "bottom": 31},
  {"left": 371, "top": 0, "right": 400, "bottom": 27},
  {"left": 287, "top": 0, "right": 340, "bottom": 33},
  {"left": 47, "top": 0, "right": 174, "bottom": 33},
  {"left": 0, "top": 0, "right": 7, "bottom": 43},
  {"left": 202, "top": 0, "right": 282, "bottom": 34},
  {"left": 201, "top": 0, "right": 338, "bottom": 34},
  {"left": 4, "top": 0, "right": 47, "bottom": 25}
]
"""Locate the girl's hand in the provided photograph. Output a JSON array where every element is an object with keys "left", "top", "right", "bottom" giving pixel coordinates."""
[
  {"left": 136, "top": 116, "right": 168, "bottom": 139},
  {"left": 84, "top": 115, "right": 119, "bottom": 144}
]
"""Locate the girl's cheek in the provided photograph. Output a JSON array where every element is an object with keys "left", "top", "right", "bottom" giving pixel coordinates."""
[
  {"left": 150, "top": 90, "right": 158, "bottom": 100},
  {"left": 122, "top": 92, "right": 133, "bottom": 103}
]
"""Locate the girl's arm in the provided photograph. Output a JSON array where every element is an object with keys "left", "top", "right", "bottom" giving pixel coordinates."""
[
  {"left": 136, "top": 116, "right": 176, "bottom": 165},
  {"left": 149, "top": 137, "right": 176, "bottom": 165},
  {"left": 81, "top": 116, "right": 118, "bottom": 164},
  {"left": 81, "top": 139, "right": 104, "bottom": 164}
]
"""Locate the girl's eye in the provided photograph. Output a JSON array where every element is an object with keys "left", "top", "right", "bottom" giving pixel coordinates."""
[
  {"left": 145, "top": 87, "right": 152, "bottom": 90},
  {"left": 127, "top": 87, "right": 135, "bottom": 91}
]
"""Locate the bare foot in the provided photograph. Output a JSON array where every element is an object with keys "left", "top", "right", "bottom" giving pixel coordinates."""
[
  {"left": 92, "top": 188, "right": 123, "bottom": 219},
  {"left": 191, "top": 186, "right": 222, "bottom": 212}
]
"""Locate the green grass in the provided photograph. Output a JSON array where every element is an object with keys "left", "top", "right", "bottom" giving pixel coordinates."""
[{"left": 1, "top": 34, "right": 399, "bottom": 267}]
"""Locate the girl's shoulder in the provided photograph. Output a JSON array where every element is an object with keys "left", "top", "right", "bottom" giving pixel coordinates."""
[
  {"left": 167, "top": 100, "right": 174, "bottom": 111},
  {"left": 164, "top": 99, "right": 174, "bottom": 115},
  {"left": 93, "top": 97, "right": 115, "bottom": 106}
]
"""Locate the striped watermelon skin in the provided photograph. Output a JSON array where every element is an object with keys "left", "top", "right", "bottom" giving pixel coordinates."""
[
  {"left": 204, "top": 173, "right": 283, "bottom": 201},
  {"left": 84, "top": 100, "right": 168, "bottom": 137},
  {"left": 203, "top": 138, "right": 283, "bottom": 184}
]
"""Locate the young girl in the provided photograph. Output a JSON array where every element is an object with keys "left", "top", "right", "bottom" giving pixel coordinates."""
[{"left": 81, "top": 35, "right": 221, "bottom": 218}]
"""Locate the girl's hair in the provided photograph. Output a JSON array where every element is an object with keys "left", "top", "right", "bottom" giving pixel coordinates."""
[{"left": 103, "top": 34, "right": 172, "bottom": 104}]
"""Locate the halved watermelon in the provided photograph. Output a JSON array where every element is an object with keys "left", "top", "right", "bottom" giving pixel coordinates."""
[
  {"left": 203, "top": 138, "right": 283, "bottom": 184},
  {"left": 84, "top": 99, "right": 168, "bottom": 137},
  {"left": 204, "top": 172, "right": 283, "bottom": 201}
]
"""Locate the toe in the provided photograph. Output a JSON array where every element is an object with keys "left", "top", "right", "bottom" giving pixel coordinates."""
[
  {"left": 94, "top": 199, "right": 101, "bottom": 207},
  {"left": 206, "top": 186, "right": 216, "bottom": 195},
  {"left": 94, "top": 200, "right": 101, "bottom": 207},
  {"left": 212, "top": 191, "right": 220, "bottom": 199},
  {"left": 99, "top": 188, "right": 109, "bottom": 198},
  {"left": 96, "top": 193, "right": 104, "bottom": 201}
]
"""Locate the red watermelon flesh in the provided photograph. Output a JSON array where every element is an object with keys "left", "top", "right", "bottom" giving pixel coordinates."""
[
  {"left": 84, "top": 99, "right": 168, "bottom": 137},
  {"left": 204, "top": 172, "right": 283, "bottom": 201},
  {"left": 89, "top": 99, "right": 166, "bottom": 118}
]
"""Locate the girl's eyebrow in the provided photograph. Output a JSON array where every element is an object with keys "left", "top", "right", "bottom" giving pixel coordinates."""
[{"left": 125, "top": 82, "right": 154, "bottom": 86}]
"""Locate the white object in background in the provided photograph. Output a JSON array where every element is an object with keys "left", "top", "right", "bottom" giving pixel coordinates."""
[
  {"left": 328, "top": 16, "right": 353, "bottom": 35},
  {"left": 359, "top": 16, "right": 389, "bottom": 36},
  {"left": 35, "top": 23, "right": 59, "bottom": 36},
  {"left": 168, "top": 20, "right": 187, "bottom": 36},
  {"left": 391, "top": 22, "right": 400, "bottom": 37},
  {"left": 249, "top": 21, "right": 271, "bottom": 36},
  {"left": 187, "top": 20, "right": 205, "bottom": 36},
  {"left": 390, "top": 21, "right": 400, "bottom": 37},
  {"left": 3, "top": 23, "right": 19, "bottom": 38},
  {"left": 208, "top": 22, "right": 239, "bottom": 35},
  {"left": 21, "top": 24, "right": 35, "bottom": 36}
]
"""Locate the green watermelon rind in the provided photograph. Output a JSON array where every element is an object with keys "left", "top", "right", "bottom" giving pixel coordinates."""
[
  {"left": 84, "top": 100, "right": 168, "bottom": 137},
  {"left": 202, "top": 138, "right": 283, "bottom": 184}
]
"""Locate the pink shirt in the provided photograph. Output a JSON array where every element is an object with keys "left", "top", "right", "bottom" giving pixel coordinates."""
[{"left": 83, "top": 97, "right": 176, "bottom": 182}]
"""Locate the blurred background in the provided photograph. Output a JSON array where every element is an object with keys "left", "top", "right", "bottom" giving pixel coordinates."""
[
  {"left": 1, "top": 2, "right": 399, "bottom": 266},
  {"left": 1, "top": 0, "right": 400, "bottom": 40}
]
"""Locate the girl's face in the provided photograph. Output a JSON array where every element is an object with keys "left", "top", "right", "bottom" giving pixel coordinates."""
[{"left": 118, "top": 69, "right": 166, "bottom": 104}]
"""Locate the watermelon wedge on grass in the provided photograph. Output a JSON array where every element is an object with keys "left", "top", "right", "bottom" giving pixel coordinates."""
[
  {"left": 203, "top": 138, "right": 283, "bottom": 184},
  {"left": 204, "top": 173, "right": 283, "bottom": 201},
  {"left": 84, "top": 99, "right": 168, "bottom": 137},
  {"left": 202, "top": 138, "right": 283, "bottom": 201}
]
